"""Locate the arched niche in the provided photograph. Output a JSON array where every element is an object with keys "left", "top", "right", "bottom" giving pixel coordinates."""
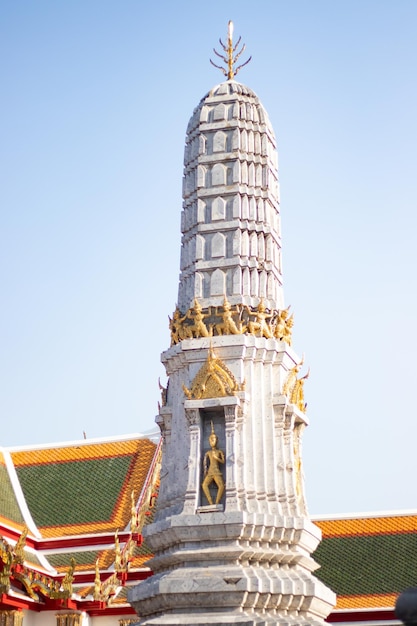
[
  {"left": 212, "top": 233, "right": 226, "bottom": 258},
  {"left": 211, "top": 163, "right": 226, "bottom": 186},
  {"left": 213, "top": 103, "right": 227, "bottom": 121},
  {"left": 197, "top": 165, "right": 206, "bottom": 188},
  {"left": 213, "top": 131, "right": 227, "bottom": 153},
  {"left": 212, "top": 197, "right": 226, "bottom": 221},
  {"left": 211, "top": 268, "right": 226, "bottom": 296}
]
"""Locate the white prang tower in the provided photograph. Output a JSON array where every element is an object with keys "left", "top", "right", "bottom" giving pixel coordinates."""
[{"left": 129, "top": 22, "right": 335, "bottom": 626}]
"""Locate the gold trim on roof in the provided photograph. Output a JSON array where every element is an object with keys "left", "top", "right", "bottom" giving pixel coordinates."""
[
  {"left": 336, "top": 592, "right": 398, "bottom": 610},
  {"left": 11, "top": 439, "right": 145, "bottom": 466},
  {"left": 13, "top": 525, "right": 27, "bottom": 564},
  {"left": 315, "top": 514, "right": 417, "bottom": 538},
  {"left": 0, "top": 530, "right": 75, "bottom": 602},
  {"left": 183, "top": 348, "right": 243, "bottom": 400}
]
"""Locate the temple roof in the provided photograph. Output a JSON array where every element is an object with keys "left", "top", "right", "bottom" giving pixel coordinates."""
[
  {"left": 0, "top": 449, "right": 25, "bottom": 529},
  {"left": 0, "top": 433, "right": 160, "bottom": 614},
  {"left": 2, "top": 433, "right": 414, "bottom": 620},
  {"left": 9, "top": 436, "right": 156, "bottom": 539},
  {"left": 313, "top": 511, "right": 417, "bottom": 613}
]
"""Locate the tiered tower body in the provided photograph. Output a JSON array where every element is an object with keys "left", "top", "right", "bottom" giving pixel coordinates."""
[
  {"left": 178, "top": 81, "right": 283, "bottom": 314},
  {"left": 129, "top": 80, "right": 335, "bottom": 625}
]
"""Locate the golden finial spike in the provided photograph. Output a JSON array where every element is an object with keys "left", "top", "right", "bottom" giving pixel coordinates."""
[
  {"left": 227, "top": 21, "right": 234, "bottom": 80},
  {"left": 210, "top": 21, "right": 252, "bottom": 81}
]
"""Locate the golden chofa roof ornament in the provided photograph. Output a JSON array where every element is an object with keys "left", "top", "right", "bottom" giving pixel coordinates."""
[{"left": 210, "top": 20, "right": 252, "bottom": 80}]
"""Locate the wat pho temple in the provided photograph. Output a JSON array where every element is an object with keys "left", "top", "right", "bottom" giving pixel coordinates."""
[{"left": 1, "top": 22, "right": 415, "bottom": 626}]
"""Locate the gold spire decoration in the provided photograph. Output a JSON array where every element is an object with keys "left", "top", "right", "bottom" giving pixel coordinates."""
[{"left": 210, "top": 20, "right": 251, "bottom": 80}]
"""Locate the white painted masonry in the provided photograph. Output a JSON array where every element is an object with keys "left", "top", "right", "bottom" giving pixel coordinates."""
[{"left": 178, "top": 81, "right": 284, "bottom": 314}]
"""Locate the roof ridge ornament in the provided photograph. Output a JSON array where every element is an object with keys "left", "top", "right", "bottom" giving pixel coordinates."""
[{"left": 210, "top": 20, "right": 252, "bottom": 80}]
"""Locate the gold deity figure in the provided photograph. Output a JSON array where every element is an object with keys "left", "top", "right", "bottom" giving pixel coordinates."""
[
  {"left": 215, "top": 296, "right": 243, "bottom": 335},
  {"left": 169, "top": 307, "right": 192, "bottom": 345},
  {"left": 202, "top": 422, "right": 225, "bottom": 505},
  {"left": 187, "top": 299, "right": 212, "bottom": 338},
  {"left": 274, "top": 307, "right": 289, "bottom": 340},
  {"left": 282, "top": 313, "right": 294, "bottom": 345},
  {"left": 247, "top": 299, "right": 273, "bottom": 338}
]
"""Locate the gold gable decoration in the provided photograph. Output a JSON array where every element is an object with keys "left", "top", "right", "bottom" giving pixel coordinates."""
[{"left": 183, "top": 348, "right": 244, "bottom": 400}]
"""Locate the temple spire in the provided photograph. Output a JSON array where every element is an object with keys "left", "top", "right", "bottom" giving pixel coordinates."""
[{"left": 210, "top": 20, "right": 252, "bottom": 80}]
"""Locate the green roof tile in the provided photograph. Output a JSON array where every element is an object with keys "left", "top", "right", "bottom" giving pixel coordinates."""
[
  {"left": 16, "top": 456, "right": 132, "bottom": 527},
  {"left": 47, "top": 550, "right": 101, "bottom": 568},
  {"left": 0, "top": 461, "right": 25, "bottom": 525},
  {"left": 314, "top": 532, "right": 417, "bottom": 596}
]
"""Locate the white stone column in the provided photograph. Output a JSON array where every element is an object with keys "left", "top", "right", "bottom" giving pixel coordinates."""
[{"left": 183, "top": 406, "right": 201, "bottom": 514}]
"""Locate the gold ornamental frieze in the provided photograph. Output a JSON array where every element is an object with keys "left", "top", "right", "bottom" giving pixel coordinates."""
[
  {"left": 170, "top": 298, "right": 293, "bottom": 346},
  {"left": 183, "top": 348, "right": 244, "bottom": 400}
]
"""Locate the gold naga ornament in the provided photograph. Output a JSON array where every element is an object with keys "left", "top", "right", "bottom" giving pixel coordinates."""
[
  {"left": 0, "top": 527, "right": 76, "bottom": 602},
  {"left": 93, "top": 558, "right": 119, "bottom": 605},
  {"left": 93, "top": 477, "right": 160, "bottom": 604},
  {"left": 282, "top": 358, "right": 310, "bottom": 413},
  {"left": 170, "top": 298, "right": 294, "bottom": 346},
  {"left": 182, "top": 347, "right": 244, "bottom": 400}
]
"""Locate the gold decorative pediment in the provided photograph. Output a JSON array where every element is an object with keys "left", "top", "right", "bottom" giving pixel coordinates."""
[{"left": 183, "top": 349, "right": 243, "bottom": 400}]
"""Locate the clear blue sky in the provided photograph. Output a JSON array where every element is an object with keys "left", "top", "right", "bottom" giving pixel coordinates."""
[{"left": 1, "top": 1, "right": 416, "bottom": 515}]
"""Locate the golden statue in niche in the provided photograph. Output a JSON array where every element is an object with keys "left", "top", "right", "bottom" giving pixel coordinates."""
[{"left": 202, "top": 422, "right": 225, "bottom": 505}]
